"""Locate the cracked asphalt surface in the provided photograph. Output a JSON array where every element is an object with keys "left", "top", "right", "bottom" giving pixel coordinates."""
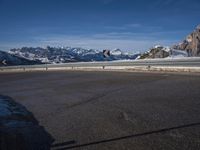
[{"left": 0, "top": 70, "right": 200, "bottom": 150}]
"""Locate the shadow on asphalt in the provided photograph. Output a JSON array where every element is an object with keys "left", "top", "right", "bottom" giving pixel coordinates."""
[
  {"left": 51, "top": 140, "right": 77, "bottom": 148},
  {"left": 0, "top": 95, "right": 54, "bottom": 150},
  {"left": 52, "top": 122, "right": 200, "bottom": 150}
]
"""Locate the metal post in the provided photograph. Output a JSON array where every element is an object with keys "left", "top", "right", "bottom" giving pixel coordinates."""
[{"left": 46, "top": 48, "right": 48, "bottom": 71}]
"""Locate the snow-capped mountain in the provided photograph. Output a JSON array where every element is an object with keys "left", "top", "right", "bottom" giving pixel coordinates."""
[
  {"left": 0, "top": 50, "right": 42, "bottom": 66},
  {"left": 9, "top": 46, "right": 139, "bottom": 64}
]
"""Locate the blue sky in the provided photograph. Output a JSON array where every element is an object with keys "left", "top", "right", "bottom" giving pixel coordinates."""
[{"left": 0, "top": 0, "right": 200, "bottom": 52}]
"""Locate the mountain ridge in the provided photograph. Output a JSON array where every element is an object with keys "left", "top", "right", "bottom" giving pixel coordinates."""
[
  {"left": 1, "top": 24, "right": 200, "bottom": 66},
  {"left": 8, "top": 46, "right": 139, "bottom": 64}
]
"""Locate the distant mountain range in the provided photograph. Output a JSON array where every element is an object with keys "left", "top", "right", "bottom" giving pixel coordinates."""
[
  {"left": 1, "top": 24, "right": 199, "bottom": 66},
  {"left": 0, "top": 47, "right": 139, "bottom": 66}
]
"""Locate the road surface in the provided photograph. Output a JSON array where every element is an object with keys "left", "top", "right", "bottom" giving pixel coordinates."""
[{"left": 0, "top": 71, "right": 200, "bottom": 150}]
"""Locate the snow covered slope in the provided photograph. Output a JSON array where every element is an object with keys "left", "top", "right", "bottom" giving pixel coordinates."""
[{"left": 0, "top": 50, "right": 42, "bottom": 66}]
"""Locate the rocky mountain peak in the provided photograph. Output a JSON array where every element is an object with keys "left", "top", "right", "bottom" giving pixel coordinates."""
[{"left": 173, "top": 24, "right": 200, "bottom": 56}]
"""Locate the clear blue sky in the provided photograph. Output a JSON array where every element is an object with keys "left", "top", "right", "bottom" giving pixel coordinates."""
[{"left": 0, "top": 0, "right": 200, "bottom": 52}]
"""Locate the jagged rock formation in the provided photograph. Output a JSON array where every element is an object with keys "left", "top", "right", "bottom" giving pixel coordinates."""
[
  {"left": 140, "top": 45, "right": 170, "bottom": 59},
  {"left": 173, "top": 25, "right": 200, "bottom": 56},
  {"left": 140, "top": 25, "right": 200, "bottom": 59}
]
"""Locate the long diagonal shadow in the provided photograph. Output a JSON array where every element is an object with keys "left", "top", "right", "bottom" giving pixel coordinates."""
[
  {"left": 52, "top": 122, "right": 200, "bottom": 150},
  {"left": 51, "top": 141, "right": 77, "bottom": 148}
]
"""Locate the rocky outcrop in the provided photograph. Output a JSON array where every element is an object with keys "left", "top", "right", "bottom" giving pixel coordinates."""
[
  {"left": 173, "top": 25, "right": 200, "bottom": 56},
  {"left": 140, "top": 46, "right": 170, "bottom": 59}
]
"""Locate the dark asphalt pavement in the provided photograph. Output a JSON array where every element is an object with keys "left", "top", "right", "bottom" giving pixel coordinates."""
[{"left": 0, "top": 71, "right": 200, "bottom": 150}]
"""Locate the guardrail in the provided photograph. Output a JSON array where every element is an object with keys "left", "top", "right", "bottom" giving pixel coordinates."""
[{"left": 1, "top": 57, "right": 200, "bottom": 73}]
